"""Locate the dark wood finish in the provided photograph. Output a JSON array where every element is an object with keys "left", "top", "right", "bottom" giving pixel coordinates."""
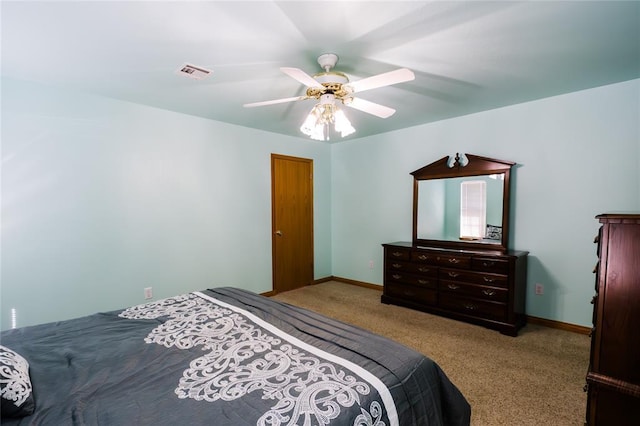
[
  {"left": 271, "top": 154, "right": 314, "bottom": 293},
  {"left": 316, "top": 277, "right": 592, "bottom": 334},
  {"left": 382, "top": 242, "right": 528, "bottom": 336},
  {"left": 390, "top": 153, "right": 528, "bottom": 335},
  {"left": 412, "top": 153, "right": 515, "bottom": 252},
  {"left": 585, "top": 213, "right": 640, "bottom": 425}
]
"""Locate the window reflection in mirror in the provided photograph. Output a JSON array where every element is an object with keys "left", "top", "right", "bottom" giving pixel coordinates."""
[
  {"left": 417, "top": 174, "right": 504, "bottom": 243},
  {"left": 460, "top": 180, "right": 486, "bottom": 239}
]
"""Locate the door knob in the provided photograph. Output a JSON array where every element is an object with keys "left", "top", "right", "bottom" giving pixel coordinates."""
[{"left": 275, "top": 230, "right": 283, "bottom": 236}]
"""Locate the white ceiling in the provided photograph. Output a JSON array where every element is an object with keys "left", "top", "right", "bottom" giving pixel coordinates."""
[{"left": 2, "top": 1, "right": 639, "bottom": 142}]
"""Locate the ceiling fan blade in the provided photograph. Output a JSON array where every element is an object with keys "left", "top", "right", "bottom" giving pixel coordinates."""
[
  {"left": 243, "top": 96, "right": 306, "bottom": 108},
  {"left": 346, "top": 68, "right": 415, "bottom": 93},
  {"left": 280, "top": 67, "right": 324, "bottom": 89},
  {"left": 345, "top": 97, "right": 396, "bottom": 118}
]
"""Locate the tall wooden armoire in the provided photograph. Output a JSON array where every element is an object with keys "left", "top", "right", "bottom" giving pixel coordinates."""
[{"left": 585, "top": 214, "right": 640, "bottom": 425}]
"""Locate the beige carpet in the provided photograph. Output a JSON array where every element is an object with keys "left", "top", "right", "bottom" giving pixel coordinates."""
[{"left": 271, "top": 281, "right": 590, "bottom": 426}]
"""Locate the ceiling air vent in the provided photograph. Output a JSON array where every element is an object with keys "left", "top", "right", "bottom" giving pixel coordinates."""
[{"left": 176, "top": 63, "right": 212, "bottom": 80}]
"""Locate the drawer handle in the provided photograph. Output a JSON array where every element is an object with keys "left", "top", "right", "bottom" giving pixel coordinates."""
[
  {"left": 590, "top": 296, "right": 596, "bottom": 305},
  {"left": 448, "top": 272, "right": 460, "bottom": 278},
  {"left": 463, "top": 303, "right": 477, "bottom": 310},
  {"left": 483, "top": 276, "right": 496, "bottom": 283},
  {"left": 417, "top": 267, "right": 431, "bottom": 273},
  {"left": 592, "top": 263, "right": 598, "bottom": 274},
  {"left": 403, "top": 291, "right": 416, "bottom": 297},
  {"left": 392, "top": 274, "right": 402, "bottom": 280},
  {"left": 448, "top": 258, "right": 461, "bottom": 264},
  {"left": 482, "top": 261, "right": 495, "bottom": 267},
  {"left": 447, "top": 284, "right": 460, "bottom": 290},
  {"left": 482, "top": 289, "right": 496, "bottom": 296},
  {"left": 418, "top": 280, "right": 429, "bottom": 285},
  {"left": 391, "top": 263, "right": 402, "bottom": 269},
  {"left": 417, "top": 255, "right": 429, "bottom": 261},
  {"left": 391, "top": 251, "right": 404, "bottom": 257}
]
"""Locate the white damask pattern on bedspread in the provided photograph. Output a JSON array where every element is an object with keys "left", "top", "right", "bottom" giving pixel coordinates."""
[{"left": 118, "top": 292, "right": 396, "bottom": 426}]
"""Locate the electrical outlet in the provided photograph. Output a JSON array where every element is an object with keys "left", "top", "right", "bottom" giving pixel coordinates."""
[
  {"left": 535, "top": 283, "right": 544, "bottom": 295},
  {"left": 368, "top": 260, "right": 374, "bottom": 269},
  {"left": 144, "top": 287, "right": 153, "bottom": 300}
]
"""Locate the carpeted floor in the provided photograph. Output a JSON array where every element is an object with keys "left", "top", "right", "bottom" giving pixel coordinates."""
[{"left": 271, "top": 281, "right": 590, "bottom": 426}]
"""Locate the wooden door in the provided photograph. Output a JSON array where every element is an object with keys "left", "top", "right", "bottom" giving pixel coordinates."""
[{"left": 271, "top": 154, "right": 314, "bottom": 293}]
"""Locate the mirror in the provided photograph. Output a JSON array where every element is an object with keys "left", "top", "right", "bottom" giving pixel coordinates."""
[
  {"left": 412, "top": 153, "right": 514, "bottom": 251},
  {"left": 417, "top": 175, "right": 505, "bottom": 242}
]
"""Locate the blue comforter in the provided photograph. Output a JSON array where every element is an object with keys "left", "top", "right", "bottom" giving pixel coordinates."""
[{"left": 1, "top": 287, "right": 470, "bottom": 425}]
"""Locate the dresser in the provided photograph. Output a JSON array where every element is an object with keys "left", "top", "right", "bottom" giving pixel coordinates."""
[
  {"left": 585, "top": 214, "right": 640, "bottom": 425},
  {"left": 381, "top": 242, "right": 528, "bottom": 336}
]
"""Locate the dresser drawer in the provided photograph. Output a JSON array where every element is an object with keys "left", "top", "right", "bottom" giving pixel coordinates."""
[
  {"left": 382, "top": 242, "right": 528, "bottom": 336},
  {"left": 437, "top": 254, "right": 471, "bottom": 269},
  {"left": 439, "top": 294, "right": 507, "bottom": 322},
  {"left": 387, "top": 259, "right": 412, "bottom": 273},
  {"left": 440, "top": 280, "right": 508, "bottom": 302},
  {"left": 385, "top": 282, "right": 437, "bottom": 305},
  {"left": 386, "top": 248, "right": 411, "bottom": 261},
  {"left": 411, "top": 263, "right": 438, "bottom": 277},
  {"left": 440, "top": 268, "right": 509, "bottom": 288},
  {"left": 472, "top": 257, "right": 509, "bottom": 273},
  {"left": 386, "top": 259, "right": 438, "bottom": 277},
  {"left": 386, "top": 272, "right": 437, "bottom": 289},
  {"left": 411, "top": 251, "right": 439, "bottom": 264}
]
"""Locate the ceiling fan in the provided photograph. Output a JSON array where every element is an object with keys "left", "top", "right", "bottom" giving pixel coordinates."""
[{"left": 243, "top": 53, "right": 415, "bottom": 140}]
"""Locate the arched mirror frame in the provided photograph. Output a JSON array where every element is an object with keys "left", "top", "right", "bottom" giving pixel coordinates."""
[{"left": 412, "top": 153, "right": 515, "bottom": 252}]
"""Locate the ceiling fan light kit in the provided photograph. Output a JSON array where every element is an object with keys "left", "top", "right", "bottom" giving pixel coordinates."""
[
  {"left": 243, "top": 53, "right": 415, "bottom": 142},
  {"left": 300, "top": 94, "right": 355, "bottom": 141}
]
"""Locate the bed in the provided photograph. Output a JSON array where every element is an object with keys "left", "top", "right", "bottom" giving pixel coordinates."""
[{"left": 1, "top": 287, "right": 470, "bottom": 425}]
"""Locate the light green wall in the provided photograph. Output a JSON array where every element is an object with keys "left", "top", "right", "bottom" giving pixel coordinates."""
[
  {"left": 0, "top": 78, "right": 332, "bottom": 330},
  {"left": 331, "top": 79, "right": 639, "bottom": 327},
  {"left": 2, "top": 78, "right": 638, "bottom": 330}
]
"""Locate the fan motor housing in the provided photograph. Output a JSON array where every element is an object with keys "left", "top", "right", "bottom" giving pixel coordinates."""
[{"left": 307, "top": 71, "right": 351, "bottom": 100}]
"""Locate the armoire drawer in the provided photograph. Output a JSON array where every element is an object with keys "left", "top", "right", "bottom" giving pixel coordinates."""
[
  {"left": 440, "top": 268, "right": 508, "bottom": 288},
  {"left": 439, "top": 280, "right": 508, "bottom": 303},
  {"left": 439, "top": 294, "right": 507, "bottom": 322},
  {"left": 385, "top": 282, "right": 437, "bottom": 306}
]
